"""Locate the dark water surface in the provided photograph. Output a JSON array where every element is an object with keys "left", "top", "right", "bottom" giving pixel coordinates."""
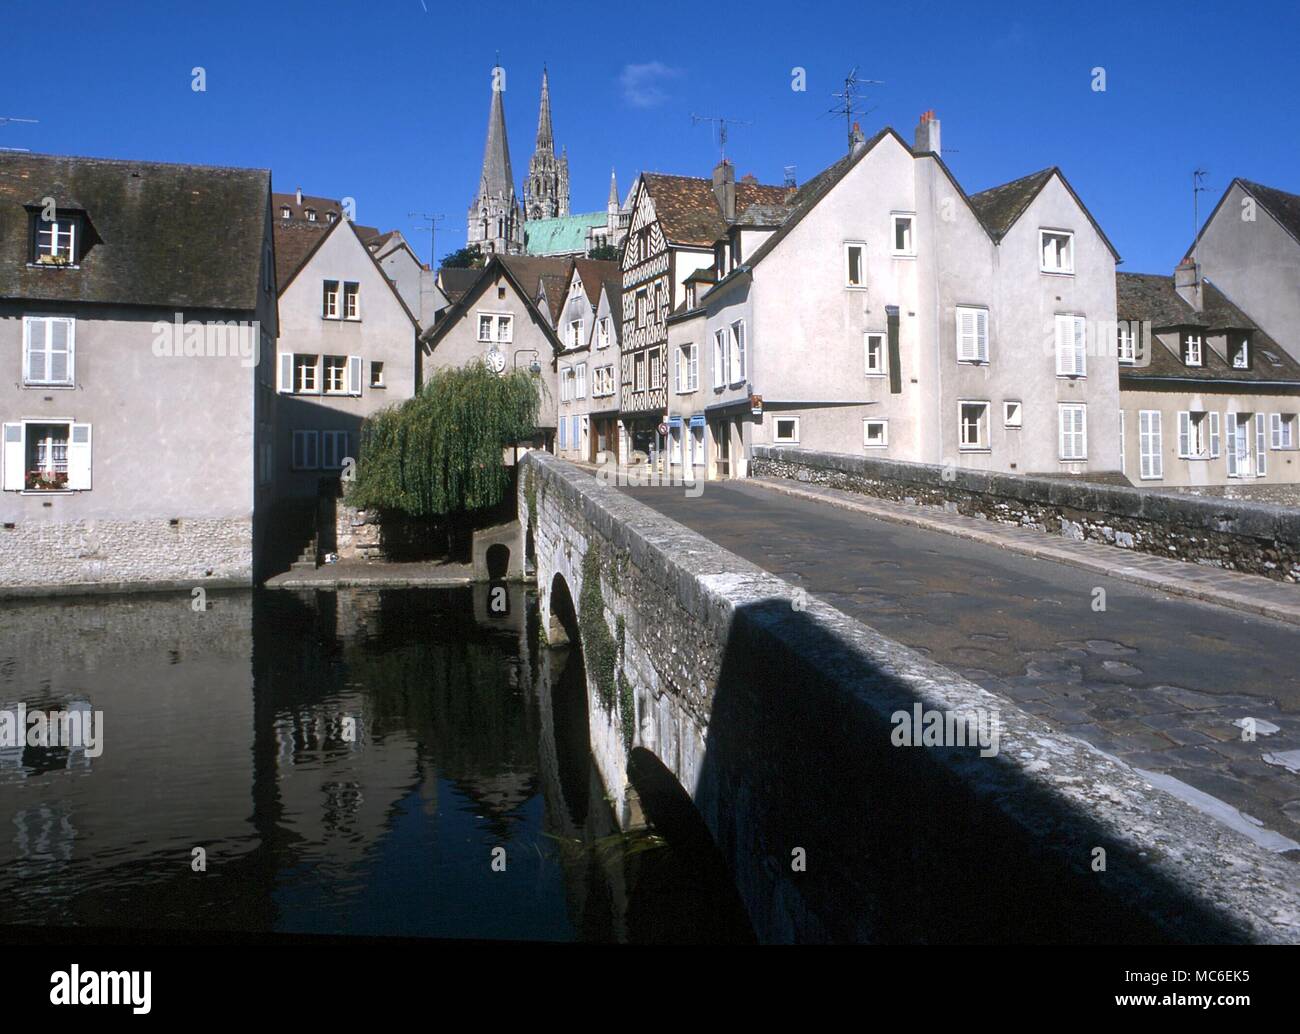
[{"left": 0, "top": 586, "right": 751, "bottom": 943}]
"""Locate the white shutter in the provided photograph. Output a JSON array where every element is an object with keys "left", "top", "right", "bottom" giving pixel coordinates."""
[
  {"left": 1256, "top": 414, "right": 1267, "bottom": 476},
  {"left": 24, "top": 320, "right": 45, "bottom": 383},
  {"left": 1271, "top": 413, "right": 1282, "bottom": 449},
  {"left": 1119, "top": 410, "right": 1126, "bottom": 474},
  {"left": 1177, "top": 412, "right": 1191, "bottom": 458},
  {"left": 278, "top": 352, "right": 294, "bottom": 393},
  {"left": 957, "top": 309, "right": 977, "bottom": 361},
  {"left": 1055, "top": 315, "right": 1068, "bottom": 374},
  {"left": 67, "top": 423, "right": 91, "bottom": 490},
  {"left": 2, "top": 423, "right": 23, "bottom": 491},
  {"left": 1139, "top": 411, "right": 1162, "bottom": 479},
  {"left": 1209, "top": 412, "right": 1220, "bottom": 458},
  {"left": 347, "top": 355, "right": 363, "bottom": 396},
  {"left": 1225, "top": 414, "right": 1238, "bottom": 477},
  {"left": 1072, "top": 316, "right": 1086, "bottom": 376}
]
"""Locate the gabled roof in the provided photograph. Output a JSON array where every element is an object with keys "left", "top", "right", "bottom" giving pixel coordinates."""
[
  {"left": 0, "top": 151, "right": 270, "bottom": 311},
  {"left": 1188, "top": 178, "right": 1300, "bottom": 256},
  {"left": 569, "top": 257, "right": 619, "bottom": 307},
  {"left": 419, "top": 254, "right": 566, "bottom": 356},
  {"left": 968, "top": 167, "right": 1120, "bottom": 258},
  {"left": 1116, "top": 271, "right": 1300, "bottom": 385},
  {"left": 271, "top": 190, "right": 381, "bottom": 286},
  {"left": 639, "top": 170, "right": 789, "bottom": 247},
  {"left": 598, "top": 276, "right": 622, "bottom": 325},
  {"left": 524, "top": 211, "right": 607, "bottom": 256}
]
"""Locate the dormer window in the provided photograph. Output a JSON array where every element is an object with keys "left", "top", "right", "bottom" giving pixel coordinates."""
[
  {"left": 281, "top": 206, "right": 291, "bottom": 219},
  {"left": 686, "top": 283, "right": 696, "bottom": 308},
  {"left": 1183, "top": 333, "right": 1203, "bottom": 366},
  {"left": 1117, "top": 322, "right": 1137, "bottom": 365},
  {"left": 306, "top": 208, "right": 317, "bottom": 222},
  {"left": 33, "top": 214, "right": 80, "bottom": 266},
  {"left": 1232, "top": 336, "right": 1250, "bottom": 369},
  {"left": 326, "top": 212, "right": 338, "bottom": 224}
]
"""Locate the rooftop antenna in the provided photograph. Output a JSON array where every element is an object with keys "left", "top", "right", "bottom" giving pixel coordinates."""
[
  {"left": 826, "top": 67, "right": 882, "bottom": 150},
  {"left": 0, "top": 115, "right": 38, "bottom": 153},
  {"left": 408, "top": 212, "right": 447, "bottom": 264},
  {"left": 691, "top": 114, "right": 752, "bottom": 163},
  {"left": 1192, "top": 168, "right": 1208, "bottom": 283}
]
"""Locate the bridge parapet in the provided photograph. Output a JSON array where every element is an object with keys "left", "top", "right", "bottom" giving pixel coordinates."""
[{"left": 522, "top": 451, "right": 1300, "bottom": 944}]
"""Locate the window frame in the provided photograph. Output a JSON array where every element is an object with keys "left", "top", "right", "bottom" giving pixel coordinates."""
[
  {"left": 890, "top": 214, "right": 915, "bottom": 257},
  {"left": 844, "top": 241, "right": 867, "bottom": 289},
  {"left": 1183, "top": 333, "right": 1204, "bottom": 367},
  {"left": 323, "top": 355, "right": 348, "bottom": 395},
  {"left": 1138, "top": 410, "right": 1163, "bottom": 480},
  {"left": 323, "top": 280, "right": 340, "bottom": 319},
  {"left": 773, "top": 416, "right": 800, "bottom": 445},
  {"left": 293, "top": 354, "right": 321, "bottom": 394},
  {"left": 955, "top": 306, "right": 989, "bottom": 364},
  {"left": 1117, "top": 321, "right": 1137, "bottom": 365},
  {"left": 1003, "top": 400, "right": 1023, "bottom": 428},
  {"left": 863, "top": 419, "right": 888, "bottom": 449},
  {"left": 958, "top": 400, "right": 990, "bottom": 451},
  {"left": 864, "top": 332, "right": 886, "bottom": 377},
  {"left": 1039, "top": 229, "right": 1075, "bottom": 275},
  {"left": 1055, "top": 313, "right": 1087, "bottom": 378},
  {"left": 343, "top": 282, "right": 360, "bottom": 320},
  {"left": 22, "top": 315, "right": 76, "bottom": 387},
  {"left": 1058, "top": 403, "right": 1087, "bottom": 461},
  {"left": 729, "top": 320, "right": 746, "bottom": 385}
]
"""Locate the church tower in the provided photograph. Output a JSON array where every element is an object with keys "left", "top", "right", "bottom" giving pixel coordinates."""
[
  {"left": 522, "top": 68, "right": 570, "bottom": 221},
  {"left": 466, "top": 65, "right": 524, "bottom": 256}
]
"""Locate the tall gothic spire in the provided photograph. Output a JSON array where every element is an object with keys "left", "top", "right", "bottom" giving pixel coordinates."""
[
  {"left": 478, "top": 67, "right": 514, "bottom": 199},
  {"left": 535, "top": 66, "right": 554, "bottom": 155},
  {"left": 608, "top": 168, "right": 619, "bottom": 208}
]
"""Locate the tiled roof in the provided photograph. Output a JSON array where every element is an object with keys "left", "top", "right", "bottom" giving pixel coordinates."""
[
  {"left": 1117, "top": 272, "right": 1300, "bottom": 384},
  {"left": 571, "top": 257, "right": 619, "bottom": 307},
  {"left": 271, "top": 190, "right": 380, "bottom": 286},
  {"left": 437, "top": 266, "right": 480, "bottom": 302},
  {"left": 0, "top": 152, "right": 269, "bottom": 311},
  {"left": 641, "top": 170, "right": 788, "bottom": 247},
  {"left": 524, "top": 211, "right": 606, "bottom": 256},
  {"left": 967, "top": 169, "right": 1055, "bottom": 240},
  {"left": 420, "top": 254, "right": 565, "bottom": 357},
  {"left": 599, "top": 276, "right": 622, "bottom": 324}
]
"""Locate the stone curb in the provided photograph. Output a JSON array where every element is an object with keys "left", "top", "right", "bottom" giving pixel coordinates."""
[
  {"left": 265, "top": 574, "right": 477, "bottom": 590},
  {"left": 747, "top": 477, "right": 1300, "bottom": 628}
]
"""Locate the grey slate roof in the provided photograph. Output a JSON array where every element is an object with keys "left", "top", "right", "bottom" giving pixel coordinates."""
[
  {"left": 1117, "top": 272, "right": 1300, "bottom": 385},
  {"left": 1237, "top": 179, "right": 1300, "bottom": 244},
  {"left": 437, "top": 266, "right": 480, "bottom": 302},
  {"left": 0, "top": 152, "right": 269, "bottom": 311},
  {"left": 967, "top": 169, "right": 1055, "bottom": 240}
]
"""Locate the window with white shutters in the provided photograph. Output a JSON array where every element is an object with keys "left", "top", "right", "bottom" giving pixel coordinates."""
[
  {"left": 1058, "top": 404, "right": 1086, "bottom": 461},
  {"left": 1138, "top": 410, "right": 1162, "bottom": 480},
  {"left": 23, "top": 316, "right": 75, "bottom": 386},
  {"left": 729, "top": 321, "right": 746, "bottom": 384},
  {"left": 713, "top": 330, "right": 727, "bottom": 389},
  {"left": 1055, "top": 314, "right": 1087, "bottom": 377},
  {"left": 956, "top": 307, "right": 989, "bottom": 363},
  {"left": 1209, "top": 412, "right": 1220, "bottom": 458},
  {"left": 1256, "top": 413, "right": 1267, "bottom": 476}
]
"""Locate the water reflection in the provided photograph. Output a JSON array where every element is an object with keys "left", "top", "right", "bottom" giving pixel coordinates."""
[{"left": 0, "top": 586, "right": 751, "bottom": 943}]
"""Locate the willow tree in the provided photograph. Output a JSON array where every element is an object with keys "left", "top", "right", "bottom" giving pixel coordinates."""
[{"left": 349, "top": 361, "right": 543, "bottom": 556}]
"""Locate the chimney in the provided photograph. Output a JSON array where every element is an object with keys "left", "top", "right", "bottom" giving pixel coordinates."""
[
  {"left": 914, "top": 110, "right": 941, "bottom": 156},
  {"left": 295, "top": 186, "right": 303, "bottom": 207},
  {"left": 850, "top": 121, "right": 867, "bottom": 155},
  {"left": 712, "top": 159, "right": 736, "bottom": 222},
  {"left": 1174, "top": 257, "right": 1202, "bottom": 311}
]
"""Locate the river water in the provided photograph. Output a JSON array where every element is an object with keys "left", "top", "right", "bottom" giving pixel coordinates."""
[{"left": 0, "top": 586, "right": 752, "bottom": 943}]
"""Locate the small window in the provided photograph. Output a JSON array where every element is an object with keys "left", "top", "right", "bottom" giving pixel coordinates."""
[
  {"left": 864, "top": 333, "right": 886, "bottom": 376},
  {"left": 956, "top": 306, "right": 989, "bottom": 363},
  {"left": 635, "top": 288, "right": 649, "bottom": 328},
  {"left": 648, "top": 347, "right": 661, "bottom": 390},
  {"left": 1138, "top": 410, "right": 1163, "bottom": 480},
  {"left": 497, "top": 286, "right": 506, "bottom": 300},
  {"left": 575, "top": 362, "right": 587, "bottom": 399},
  {"left": 476, "top": 313, "right": 512, "bottom": 343},
  {"left": 863, "top": 419, "right": 888, "bottom": 448},
  {"left": 294, "top": 354, "right": 320, "bottom": 393},
  {"left": 1271, "top": 413, "right": 1296, "bottom": 450},
  {"left": 1184, "top": 333, "right": 1203, "bottom": 366},
  {"left": 891, "top": 215, "right": 914, "bottom": 256},
  {"left": 1004, "top": 401, "right": 1022, "bottom": 428},
  {"left": 323, "top": 280, "right": 340, "bottom": 319},
  {"left": 712, "top": 329, "right": 727, "bottom": 389},
  {"left": 281, "top": 206, "right": 291, "bottom": 219},
  {"left": 598, "top": 317, "right": 610, "bottom": 349},
  {"left": 23, "top": 316, "right": 75, "bottom": 386},
  {"left": 634, "top": 352, "right": 646, "bottom": 392},
  {"left": 321, "top": 430, "right": 349, "bottom": 470},
  {"left": 343, "top": 282, "right": 360, "bottom": 320},
  {"left": 774, "top": 417, "right": 800, "bottom": 444},
  {"left": 326, "top": 212, "right": 338, "bottom": 224},
  {"left": 568, "top": 320, "right": 583, "bottom": 349},
  {"left": 677, "top": 344, "right": 698, "bottom": 393},
  {"left": 1058, "top": 403, "right": 1087, "bottom": 461},
  {"left": 844, "top": 242, "right": 866, "bottom": 288},
  {"left": 1055, "top": 314, "right": 1087, "bottom": 377},
  {"left": 1040, "top": 230, "right": 1074, "bottom": 274},
  {"left": 729, "top": 320, "right": 746, "bottom": 384},
  {"left": 1232, "top": 337, "right": 1250, "bottom": 369},
  {"left": 291, "top": 430, "right": 320, "bottom": 470},
  {"left": 306, "top": 208, "right": 317, "bottom": 222},
  {"left": 959, "top": 401, "right": 990, "bottom": 450},
  {"left": 1117, "top": 322, "right": 1137, "bottom": 365},
  {"left": 323, "top": 356, "right": 348, "bottom": 394},
  {"left": 33, "top": 214, "right": 79, "bottom": 265}
]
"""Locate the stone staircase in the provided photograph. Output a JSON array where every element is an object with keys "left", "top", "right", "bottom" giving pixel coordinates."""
[{"left": 289, "top": 534, "right": 318, "bottom": 572}]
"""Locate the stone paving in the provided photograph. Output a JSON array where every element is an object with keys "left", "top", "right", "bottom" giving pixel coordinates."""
[
  {"left": 619, "top": 478, "right": 1300, "bottom": 855},
  {"left": 264, "top": 559, "right": 474, "bottom": 589}
]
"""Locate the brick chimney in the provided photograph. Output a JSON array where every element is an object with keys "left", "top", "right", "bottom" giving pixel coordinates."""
[
  {"left": 712, "top": 159, "right": 736, "bottom": 222},
  {"left": 914, "top": 110, "right": 941, "bottom": 156},
  {"left": 295, "top": 186, "right": 303, "bottom": 207},
  {"left": 1174, "top": 257, "right": 1202, "bottom": 311},
  {"left": 850, "top": 122, "right": 867, "bottom": 155}
]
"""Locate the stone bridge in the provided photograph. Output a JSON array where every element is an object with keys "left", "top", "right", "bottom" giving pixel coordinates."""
[{"left": 520, "top": 451, "right": 1300, "bottom": 945}]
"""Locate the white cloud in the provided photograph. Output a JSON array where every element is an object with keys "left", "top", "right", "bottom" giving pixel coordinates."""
[{"left": 619, "top": 62, "right": 684, "bottom": 109}]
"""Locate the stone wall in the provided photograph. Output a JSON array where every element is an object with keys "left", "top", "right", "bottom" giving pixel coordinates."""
[
  {"left": 524, "top": 450, "right": 1300, "bottom": 944},
  {"left": 334, "top": 503, "right": 384, "bottom": 561},
  {"left": 0, "top": 517, "right": 252, "bottom": 596},
  {"left": 752, "top": 445, "right": 1300, "bottom": 582}
]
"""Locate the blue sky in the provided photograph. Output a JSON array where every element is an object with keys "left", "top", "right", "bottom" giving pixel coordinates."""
[{"left": 2, "top": 0, "right": 1297, "bottom": 273}]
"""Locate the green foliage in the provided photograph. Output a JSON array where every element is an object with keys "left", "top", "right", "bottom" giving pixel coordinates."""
[
  {"left": 587, "top": 243, "right": 619, "bottom": 262},
  {"left": 579, "top": 549, "right": 618, "bottom": 712},
  {"left": 349, "top": 361, "right": 541, "bottom": 517},
  {"left": 440, "top": 244, "right": 484, "bottom": 269}
]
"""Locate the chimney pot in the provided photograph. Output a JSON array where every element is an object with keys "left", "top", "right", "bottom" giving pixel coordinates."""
[
  {"left": 295, "top": 186, "right": 303, "bottom": 206},
  {"left": 914, "top": 111, "right": 941, "bottom": 156}
]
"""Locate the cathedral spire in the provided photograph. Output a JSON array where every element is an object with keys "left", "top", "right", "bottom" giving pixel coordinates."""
[
  {"left": 608, "top": 167, "right": 619, "bottom": 208},
  {"left": 478, "top": 66, "right": 514, "bottom": 199},
  {"left": 535, "top": 67, "right": 554, "bottom": 155}
]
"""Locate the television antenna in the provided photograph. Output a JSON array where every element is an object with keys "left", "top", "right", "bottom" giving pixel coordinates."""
[
  {"left": 826, "top": 68, "right": 882, "bottom": 150},
  {"left": 0, "top": 115, "right": 38, "bottom": 153},
  {"left": 691, "top": 114, "right": 752, "bottom": 163},
  {"left": 408, "top": 212, "right": 449, "bottom": 265}
]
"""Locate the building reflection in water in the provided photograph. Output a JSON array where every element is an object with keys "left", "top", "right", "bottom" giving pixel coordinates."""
[{"left": 0, "top": 585, "right": 752, "bottom": 943}]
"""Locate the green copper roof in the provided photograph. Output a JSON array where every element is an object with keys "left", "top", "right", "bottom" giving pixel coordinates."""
[{"left": 524, "top": 212, "right": 606, "bottom": 256}]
